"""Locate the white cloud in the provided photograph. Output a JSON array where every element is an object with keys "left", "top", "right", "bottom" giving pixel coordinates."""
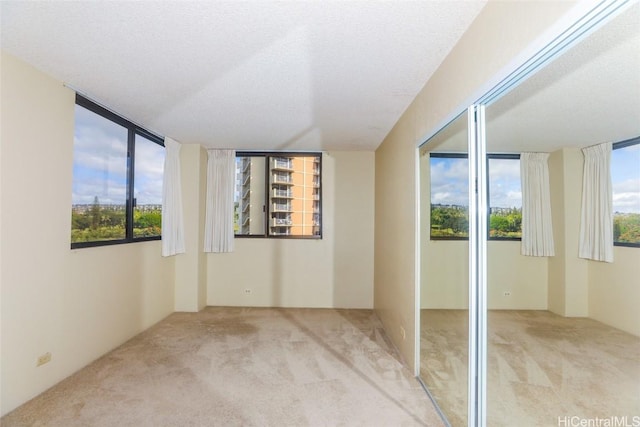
[
  {"left": 73, "top": 112, "right": 128, "bottom": 177},
  {"left": 430, "top": 158, "right": 468, "bottom": 206},
  {"left": 613, "top": 193, "right": 640, "bottom": 213},
  {"left": 134, "top": 137, "right": 165, "bottom": 204},
  {"left": 613, "top": 178, "right": 640, "bottom": 213},
  {"left": 72, "top": 176, "right": 126, "bottom": 205},
  {"left": 72, "top": 105, "right": 166, "bottom": 205},
  {"left": 613, "top": 177, "right": 640, "bottom": 193},
  {"left": 489, "top": 159, "right": 521, "bottom": 208},
  {"left": 489, "top": 158, "right": 520, "bottom": 179}
]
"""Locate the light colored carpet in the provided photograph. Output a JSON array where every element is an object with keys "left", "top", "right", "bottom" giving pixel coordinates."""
[
  {"left": 3, "top": 307, "right": 443, "bottom": 427},
  {"left": 420, "top": 309, "right": 640, "bottom": 427}
]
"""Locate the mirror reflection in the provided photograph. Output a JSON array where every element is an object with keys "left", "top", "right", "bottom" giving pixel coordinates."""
[
  {"left": 485, "top": 4, "right": 640, "bottom": 425},
  {"left": 419, "top": 3, "right": 639, "bottom": 427},
  {"left": 419, "top": 111, "right": 469, "bottom": 426}
]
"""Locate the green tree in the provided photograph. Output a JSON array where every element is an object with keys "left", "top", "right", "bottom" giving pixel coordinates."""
[
  {"left": 615, "top": 213, "right": 640, "bottom": 244},
  {"left": 90, "top": 196, "right": 101, "bottom": 229},
  {"left": 613, "top": 220, "right": 621, "bottom": 241},
  {"left": 431, "top": 205, "right": 469, "bottom": 237}
]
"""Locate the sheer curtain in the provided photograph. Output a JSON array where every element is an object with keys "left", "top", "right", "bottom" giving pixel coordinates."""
[
  {"left": 520, "top": 152, "right": 555, "bottom": 256},
  {"left": 161, "top": 137, "right": 185, "bottom": 257},
  {"left": 204, "top": 149, "right": 236, "bottom": 253},
  {"left": 579, "top": 142, "right": 613, "bottom": 262}
]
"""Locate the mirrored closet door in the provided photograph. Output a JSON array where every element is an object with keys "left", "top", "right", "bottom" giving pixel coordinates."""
[
  {"left": 419, "top": 112, "right": 470, "bottom": 426},
  {"left": 417, "top": 2, "right": 639, "bottom": 426},
  {"left": 484, "top": 3, "right": 640, "bottom": 425}
]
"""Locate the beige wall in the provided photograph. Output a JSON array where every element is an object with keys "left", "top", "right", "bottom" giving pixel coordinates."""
[
  {"left": 207, "top": 151, "right": 375, "bottom": 309},
  {"left": 174, "top": 144, "right": 208, "bottom": 312},
  {"left": 375, "top": 110, "right": 418, "bottom": 367},
  {"left": 548, "top": 150, "right": 640, "bottom": 336},
  {"left": 0, "top": 52, "right": 175, "bottom": 416},
  {"left": 375, "top": 1, "right": 577, "bottom": 371},
  {"left": 547, "top": 149, "right": 567, "bottom": 314},
  {"left": 548, "top": 148, "right": 589, "bottom": 317},
  {"left": 589, "top": 247, "right": 640, "bottom": 336}
]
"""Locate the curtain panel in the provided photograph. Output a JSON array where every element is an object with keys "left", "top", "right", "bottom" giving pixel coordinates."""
[
  {"left": 520, "top": 152, "right": 555, "bottom": 257},
  {"left": 161, "top": 137, "right": 186, "bottom": 257},
  {"left": 204, "top": 149, "right": 236, "bottom": 253},
  {"left": 579, "top": 142, "right": 613, "bottom": 262}
]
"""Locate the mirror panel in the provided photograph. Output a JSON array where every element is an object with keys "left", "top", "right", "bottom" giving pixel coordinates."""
[
  {"left": 485, "top": 4, "right": 640, "bottom": 425},
  {"left": 419, "top": 111, "right": 469, "bottom": 426}
]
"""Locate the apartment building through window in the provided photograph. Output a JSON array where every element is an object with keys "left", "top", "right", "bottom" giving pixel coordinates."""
[{"left": 235, "top": 153, "right": 322, "bottom": 238}]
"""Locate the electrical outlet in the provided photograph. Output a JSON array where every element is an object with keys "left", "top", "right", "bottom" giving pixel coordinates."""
[
  {"left": 37, "top": 352, "right": 51, "bottom": 367},
  {"left": 244, "top": 288, "right": 252, "bottom": 294},
  {"left": 504, "top": 291, "right": 511, "bottom": 296}
]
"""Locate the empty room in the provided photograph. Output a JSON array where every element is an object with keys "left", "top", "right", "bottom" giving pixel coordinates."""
[{"left": 1, "top": 1, "right": 638, "bottom": 426}]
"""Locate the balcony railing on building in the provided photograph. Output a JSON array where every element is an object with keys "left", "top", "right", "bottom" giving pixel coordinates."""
[
  {"left": 242, "top": 187, "right": 251, "bottom": 200},
  {"left": 241, "top": 158, "right": 251, "bottom": 173},
  {"left": 271, "top": 218, "right": 293, "bottom": 226},
  {"left": 242, "top": 172, "right": 251, "bottom": 187},
  {"left": 272, "top": 189, "right": 293, "bottom": 198},
  {"left": 272, "top": 158, "right": 293, "bottom": 171},
  {"left": 272, "top": 203, "right": 292, "bottom": 212},
  {"left": 270, "top": 228, "right": 291, "bottom": 236},
  {"left": 272, "top": 173, "right": 292, "bottom": 184}
]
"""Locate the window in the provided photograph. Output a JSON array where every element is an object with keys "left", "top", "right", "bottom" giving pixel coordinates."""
[
  {"left": 234, "top": 153, "right": 322, "bottom": 238},
  {"left": 429, "top": 153, "right": 521, "bottom": 240},
  {"left": 612, "top": 137, "right": 640, "bottom": 247},
  {"left": 71, "top": 95, "right": 164, "bottom": 248},
  {"left": 488, "top": 155, "right": 522, "bottom": 239},
  {"left": 430, "top": 154, "right": 469, "bottom": 239}
]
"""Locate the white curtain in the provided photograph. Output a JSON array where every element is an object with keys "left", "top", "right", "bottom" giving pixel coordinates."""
[
  {"left": 520, "top": 152, "right": 555, "bottom": 256},
  {"left": 204, "top": 149, "right": 236, "bottom": 253},
  {"left": 579, "top": 142, "right": 613, "bottom": 262},
  {"left": 161, "top": 137, "right": 186, "bottom": 257}
]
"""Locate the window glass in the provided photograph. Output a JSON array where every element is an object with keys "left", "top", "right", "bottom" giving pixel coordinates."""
[
  {"left": 71, "top": 104, "right": 128, "bottom": 243},
  {"left": 430, "top": 156, "right": 469, "bottom": 238},
  {"left": 269, "top": 155, "right": 320, "bottom": 237},
  {"left": 235, "top": 156, "right": 266, "bottom": 235},
  {"left": 133, "top": 134, "right": 165, "bottom": 238},
  {"left": 71, "top": 96, "right": 164, "bottom": 248},
  {"left": 235, "top": 153, "right": 322, "bottom": 238},
  {"left": 612, "top": 141, "right": 640, "bottom": 245},
  {"left": 488, "top": 157, "right": 522, "bottom": 239}
]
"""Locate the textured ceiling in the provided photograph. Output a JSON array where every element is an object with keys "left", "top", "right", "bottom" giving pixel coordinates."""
[
  {"left": 1, "top": 1, "right": 486, "bottom": 151},
  {"left": 423, "top": 2, "right": 640, "bottom": 154}
]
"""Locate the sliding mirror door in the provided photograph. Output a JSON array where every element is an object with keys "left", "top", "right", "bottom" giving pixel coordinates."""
[
  {"left": 419, "top": 111, "right": 470, "bottom": 426},
  {"left": 484, "top": 3, "right": 640, "bottom": 425}
]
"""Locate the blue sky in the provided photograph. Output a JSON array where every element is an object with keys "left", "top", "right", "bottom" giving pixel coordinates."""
[
  {"left": 430, "top": 157, "right": 468, "bottom": 207},
  {"left": 72, "top": 105, "right": 164, "bottom": 205},
  {"left": 431, "top": 149, "right": 639, "bottom": 213},
  {"left": 430, "top": 157, "right": 522, "bottom": 209},
  {"left": 611, "top": 143, "right": 640, "bottom": 213}
]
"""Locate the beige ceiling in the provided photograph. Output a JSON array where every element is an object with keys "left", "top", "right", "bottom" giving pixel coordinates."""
[
  {"left": 423, "top": 2, "right": 640, "bottom": 154},
  {"left": 0, "top": 1, "right": 486, "bottom": 151}
]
